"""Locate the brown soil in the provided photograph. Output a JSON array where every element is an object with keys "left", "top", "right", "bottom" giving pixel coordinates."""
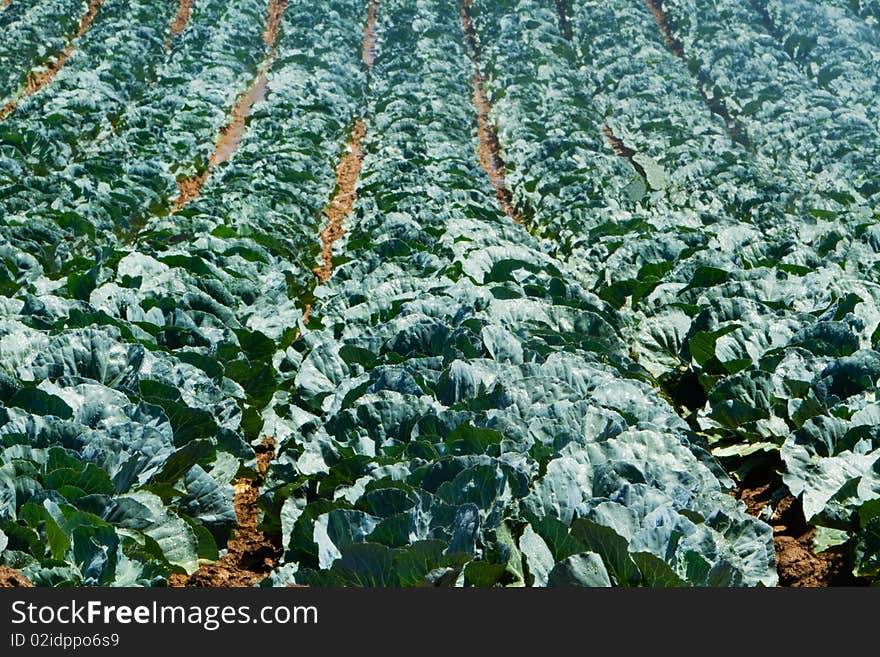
[
  {"left": 460, "top": 0, "right": 525, "bottom": 225},
  {"left": 735, "top": 478, "right": 864, "bottom": 587},
  {"left": 262, "top": 0, "right": 286, "bottom": 47},
  {"left": 363, "top": 0, "right": 379, "bottom": 68},
  {"left": 1, "top": 0, "right": 13, "bottom": 8},
  {"left": 172, "top": 0, "right": 287, "bottom": 211},
  {"left": 603, "top": 124, "right": 636, "bottom": 159},
  {"left": 0, "top": 566, "right": 33, "bottom": 587},
  {"left": 170, "top": 0, "right": 194, "bottom": 36},
  {"left": 314, "top": 120, "right": 366, "bottom": 282},
  {"left": 209, "top": 71, "right": 269, "bottom": 167},
  {"left": 0, "top": 0, "right": 104, "bottom": 121},
  {"left": 165, "top": 0, "right": 195, "bottom": 50},
  {"left": 312, "top": 1, "right": 376, "bottom": 282},
  {"left": 172, "top": 171, "right": 208, "bottom": 210},
  {"left": 169, "top": 437, "right": 281, "bottom": 588},
  {"left": 645, "top": 0, "right": 685, "bottom": 57}
]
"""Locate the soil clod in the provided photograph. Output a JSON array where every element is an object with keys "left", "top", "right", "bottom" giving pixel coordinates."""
[
  {"left": 0, "top": 566, "right": 33, "bottom": 587},
  {"left": 735, "top": 468, "right": 865, "bottom": 587}
]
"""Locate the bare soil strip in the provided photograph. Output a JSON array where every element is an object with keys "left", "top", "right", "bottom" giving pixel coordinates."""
[
  {"left": 313, "top": 0, "right": 377, "bottom": 283},
  {"left": 604, "top": 122, "right": 660, "bottom": 185},
  {"left": 0, "top": 566, "right": 33, "bottom": 587},
  {"left": 602, "top": 124, "right": 636, "bottom": 159},
  {"left": 1, "top": 0, "right": 13, "bottom": 8},
  {"left": 170, "top": 0, "right": 195, "bottom": 36},
  {"left": 0, "top": 0, "right": 105, "bottom": 121},
  {"left": 165, "top": 0, "right": 195, "bottom": 49},
  {"left": 644, "top": 0, "right": 684, "bottom": 56},
  {"left": 363, "top": 0, "right": 378, "bottom": 68},
  {"left": 735, "top": 471, "right": 864, "bottom": 587},
  {"left": 170, "top": 438, "right": 281, "bottom": 587},
  {"left": 314, "top": 120, "right": 366, "bottom": 282},
  {"left": 461, "top": 0, "right": 525, "bottom": 225},
  {"left": 172, "top": 0, "right": 288, "bottom": 211},
  {"left": 644, "top": 0, "right": 748, "bottom": 147}
]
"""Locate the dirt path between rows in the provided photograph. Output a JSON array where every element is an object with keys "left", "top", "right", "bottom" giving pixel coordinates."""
[
  {"left": 313, "top": 1, "right": 377, "bottom": 283},
  {"left": 0, "top": 566, "right": 33, "bottom": 587},
  {"left": 165, "top": 0, "right": 195, "bottom": 49},
  {"left": 314, "top": 121, "right": 366, "bottom": 283},
  {"left": 460, "top": 1, "right": 525, "bottom": 225},
  {"left": 0, "top": 0, "right": 105, "bottom": 121},
  {"left": 603, "top": 124, "right": 636, "bottom": 159},
  {"left": 172, "top": 0, "right": 288, "bottom": 211},
  {"left": 170, "top": 438, "right": 280, "bottom": 587},
  {"left": 363, "top": 0, "right": 378, "bottom": 68}
]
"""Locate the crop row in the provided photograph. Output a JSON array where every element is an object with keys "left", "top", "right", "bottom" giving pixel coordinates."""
[
  {"left": 752, "top": 0, "right": 880, "bottom": 130},
  {"left": 469, "top": 0, "right": 880, "bottom": 580},
  {"left": 663, "top": 0, "right": 880, "bottom": 206},
  {"left": 256, "top": 0, "right": 774, "bottom": 588},
  {"left": 0, "top": 0, "right": 86, "bottom": 107},
  {"left": 824, "top": 0, "right": 880, "bottom": 27},
  {"left": 0, "top": 0, "right": 367, "bottom": 585}
]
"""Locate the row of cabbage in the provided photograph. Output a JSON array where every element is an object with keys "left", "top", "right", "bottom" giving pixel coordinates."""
[
  {"left": 659, "top": 0, "right": 880, "bottom": 579},
  {"left": 471, "top": 0, "right": 880, "bottom": 580},
  {"left": 665, "top": 0, "right": 880, "bottom": 204},
  {"left": 257, "top": 0, "right": 775, "bottom": 588},
  {"left": 0, "top": 0, "right": 268, "bottom": 237},
  {"left": 825, "top": 0, "right": 880, "bottom": 25},
  {"left": 751, "top": 0, "right": 880, "bottom": 128},
  {"left": 0, "top": 0, "right": 365, "bottom": 585},
  {"left": 0, "top": 0, "right": 86, "bottom": 108}
]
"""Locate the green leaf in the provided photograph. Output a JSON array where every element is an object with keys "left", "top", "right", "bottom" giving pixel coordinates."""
[
  {"left": 570, "top": 519, "right": 641, "bottom": 587},
  {"left": 632, "top": 552, "right": 687, "bottom": 587},
  {"left": 547, "top": 552, "right": 612, "bottom": 587}
]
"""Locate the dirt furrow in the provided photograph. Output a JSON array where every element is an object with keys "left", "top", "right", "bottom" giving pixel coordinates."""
[
  {"left": 602, "top": 124, "right": 636, "bottom": 159},
  {"left": 461, "top": 0, "right": 525, "bottom": 225},
  {"left": 363, "top": 0, "right": 378, "bottom": 67},
  {"left": 313, "top": 1, "right": 377, "bottom": 283},
  {"left": 314, "top": 120, "right": 366, "bottom": 282},
  {"left": 0, "top": 0, "right": 105, "bottom": 121},
  {"left": 172, "top": 0, "right": 287, "bottom": 211},
  {"left": 644, "top": 0, "right": 748, "bottom": 148},
  {"left": 645, "top": 0, "right": 684, "bottom": 57},
  {"left": 170, "top": 437, "right": 280, "bottom": 587},
  {"left": 170, "top": 0, "right": 195, "bottom": 36},
  {"left": 165, "top": 0, "right": 195, "bottom": 49}
]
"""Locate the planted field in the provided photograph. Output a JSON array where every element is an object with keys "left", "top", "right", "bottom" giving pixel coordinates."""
[{"left": 0, "top": 0, "right": 877, "bottom": 587}]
